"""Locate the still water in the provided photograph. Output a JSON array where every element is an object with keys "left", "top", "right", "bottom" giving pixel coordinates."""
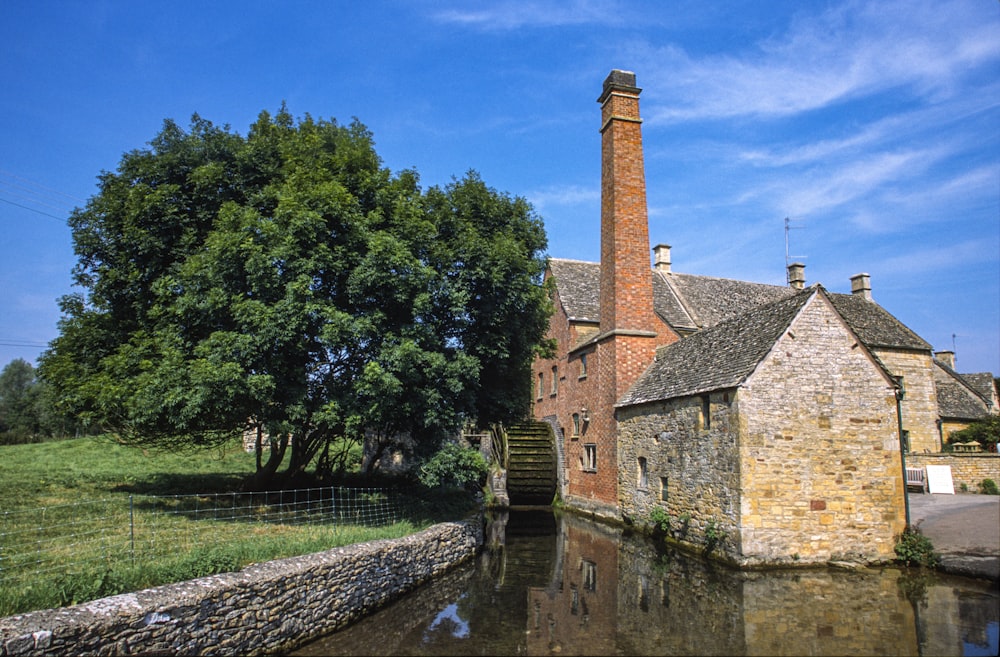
[{"left": 293, "top": 508, "right": 999, "bottom": 656}]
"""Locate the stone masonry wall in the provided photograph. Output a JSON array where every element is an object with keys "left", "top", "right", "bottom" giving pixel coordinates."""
[
  {"left": 618, "top": 295, "right": 906, "bottom": 567},
  {"left": 617, "top": 391, "right": 740, "bottom": 555},
  {"left": 738, "top": 296, "right": 904, "bottom": 565},
  {"left": 0, "top": 518, "right": 482, "bottom": 657},
  {"left": 907, "top": 452, "right": 1000, "bottom": 492},
  {"left": 875, "top": 349, "right": 940, "bottom": 454}
]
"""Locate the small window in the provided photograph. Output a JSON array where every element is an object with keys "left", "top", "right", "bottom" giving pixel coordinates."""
[
  {"left": 637, "top": 457, "right": 648, "bottom": 489},
  {"left": 638, "top": 574, "right": 650, "bottom": 613},
  {"left": 572, "top": 413, "right": 581, "bottom": 437},
  {"left": 537, "top": 372, "right": 544, "bottom": 400},
  {"left": 579, "top": 353, "right": 588, "bottom": 379},
  {"left": 660, "top": 476, "right": 668, "bottom": 502},
  {"left": 551, "top": 366, "right": 558, "bottom": 395},
  {"left": 582, "top": 559, "right": 597, "bottom": 591},
  {"left": 583, "top": 444, "right": 597, "bottom": 472},
  {"left": 700, "top": 394, "right": 711, "bottom": 430}
]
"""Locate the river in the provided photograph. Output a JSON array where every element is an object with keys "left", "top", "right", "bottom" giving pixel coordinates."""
[{"left": 292, "top": 508, "right": 999, "bottom": 656}]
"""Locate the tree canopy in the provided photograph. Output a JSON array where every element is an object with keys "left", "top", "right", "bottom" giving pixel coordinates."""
[{"left": 39, "top": 108, "right": 552, "bottom": 487}]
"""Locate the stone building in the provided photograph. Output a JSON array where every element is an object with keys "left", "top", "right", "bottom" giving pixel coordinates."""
[
  {"left": 932, "top": 352, "right": 996, "bottom": 445},
  {"left": 531, "top": 69, "right": 994, "bottom": 565},
  {"left": 616, "top": 286, "right": 904, "bottom": 566}
]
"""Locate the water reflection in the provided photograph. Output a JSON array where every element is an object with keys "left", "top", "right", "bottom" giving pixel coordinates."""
[{"left": 293, "top": 509, "right": 999, "bottom": 656}]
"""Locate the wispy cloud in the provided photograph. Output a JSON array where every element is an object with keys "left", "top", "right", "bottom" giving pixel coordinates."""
[
  {"left": 528, "top": 184, "right": 599, "bottom": 210},
  {"left": 432, "top": 0, "right": 625, "bottom": 30},
  {"left": 638, "top": 0, "right": 1000, "bottom": 122}
]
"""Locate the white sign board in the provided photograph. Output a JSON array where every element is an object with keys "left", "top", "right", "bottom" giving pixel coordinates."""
[{"left": 925, "top": 465, "right": 955, "bottom": 494}]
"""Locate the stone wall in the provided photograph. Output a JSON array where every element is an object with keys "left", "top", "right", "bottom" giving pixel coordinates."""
[
  {"left": 906, "top": 452, "right": 1000, "bottom": 492},
  {"left": 0, "top": 518, "right": 482, "bottom": 657},
  {"left": 876, "top": 349, "right": 941, "bottom": 454},
  {"left": 617, "top": 294, "right": 906, "bottom": 567},
  {"left": 738, "top": 296, "right": 904, "bottom": 565}
]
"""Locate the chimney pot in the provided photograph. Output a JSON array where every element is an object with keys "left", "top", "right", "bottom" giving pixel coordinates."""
[
  {"left": 850, "top": 273, "right": 872, "bottom": 300},
  {"left": 787, "top": 262, "right": 806, "bottom": 290},
  {"left": 654, "top": 244, "right": 672, "bottom": 273},
  {"left": 598, "top": 70, "right": 640, "bottom": 104},
  {"left": 935, "top": 350, "right": 956, "bottom": 369}
]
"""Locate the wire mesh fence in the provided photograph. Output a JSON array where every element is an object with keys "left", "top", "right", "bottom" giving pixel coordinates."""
[{"left": 0, "top": 486, "right": 403, "bottom": 591}]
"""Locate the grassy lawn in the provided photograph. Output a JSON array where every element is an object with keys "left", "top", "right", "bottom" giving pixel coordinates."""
[{"left": 0, "top": 436, "right": 474, "bottom": 616}]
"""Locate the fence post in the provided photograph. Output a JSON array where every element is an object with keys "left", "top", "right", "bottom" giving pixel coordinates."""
[{"left": 129, "top": 495, "right": 135, "bottom": 564}]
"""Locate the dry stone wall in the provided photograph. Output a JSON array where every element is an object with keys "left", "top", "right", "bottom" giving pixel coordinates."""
[
  {"left": 0, "top": 518, "right": 482, "bottom": 657},
  {"left": 907, "top": 453, "right": 1000, "bottom": 492}
]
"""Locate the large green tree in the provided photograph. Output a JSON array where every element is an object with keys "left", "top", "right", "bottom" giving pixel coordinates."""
[{"left": 39, "top": 108, "right": 552, "bottom": 488}]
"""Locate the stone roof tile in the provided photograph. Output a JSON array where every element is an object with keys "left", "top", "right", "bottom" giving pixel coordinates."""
[
  {"left": 618, "top": 288, "right": 816, "bottom": 407},
  {"left": 933, "top": 360, "right": 990, "bottom": 421}
]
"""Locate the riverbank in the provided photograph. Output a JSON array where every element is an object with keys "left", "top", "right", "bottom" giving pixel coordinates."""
[
  {"left": 0, "top": 518, "right": 482, "bottom": 657},
  {"left": 908, "top": 492, "right": 999, "bottom": 581}
]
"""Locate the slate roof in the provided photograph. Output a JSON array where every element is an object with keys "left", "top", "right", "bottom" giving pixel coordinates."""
[
  {"left": 961, "top": 372, "right": 998, "bottom": 409},
  {"left": 657, "top": 272, "right": 797, "bottom": 329},
  {"left": 933, "top": 359, "right": 990, "bottom": 420},
  {"left": 547, "top": 259, "right": 600, "bottom": 323},
  {"left": 826, "top": 292, "right": 931, "bottom": 351},
  {"left": 617, "top": 287, "right": 817, "bottom": 407},
  {"left": 546, "top": 258, "right": 932, "bottom": 354}
]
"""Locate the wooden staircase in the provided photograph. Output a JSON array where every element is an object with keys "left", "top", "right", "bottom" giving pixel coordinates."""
[{"left": 505, "top": 422, "right": 557, "bottom": 505}]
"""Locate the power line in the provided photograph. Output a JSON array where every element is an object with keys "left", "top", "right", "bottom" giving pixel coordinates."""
[
  {"left": 0, "top": 169, "right": 84, "bottom": 223},
  {"left": 0, "top": 197, "right": 68, "bottom": 222},
  {"left": 0, "top": 340, "right": 50, "bottom": 348},
  {"left": 0, "top": 169, "right": 85, "bottom": 204}
]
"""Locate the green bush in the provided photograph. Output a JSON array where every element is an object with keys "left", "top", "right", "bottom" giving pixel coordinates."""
[
  {"left": 649, "top": 506, "right": 670, "bottom": 534},
  {"left": 703, "top": 518, "right": 726, "bottom": 554},
  {"left": 980, "top": 478, "right": 998, "bottom": 495},
  {"left": 417, "top": 442, "right": 487, "bottom": 491},
  {"left": 946, "top": 415, "right": 1000, "bottom": 453},
  {"left": 894, "top": 526, "right": 940, "bottom": 568}
]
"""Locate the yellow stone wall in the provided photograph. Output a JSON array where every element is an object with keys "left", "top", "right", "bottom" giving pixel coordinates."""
[
  {"left": 874, "top": 349, "right": 941, "bottom": 454},
  {"left": 738, "top": 296, "right": 904, "bottom": 564},
  {"left": 907, "top": 453, "right": 1000, "bottom": 492},
  {"left": 617, "top": 295, "right": 906, "bottom": 566}
]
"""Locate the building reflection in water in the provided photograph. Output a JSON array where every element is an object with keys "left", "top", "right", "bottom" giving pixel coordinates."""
[{"left": 293, "top": 509, "right": 999, "bottom": 656}]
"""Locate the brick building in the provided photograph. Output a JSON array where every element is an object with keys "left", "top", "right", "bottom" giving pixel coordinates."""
[{"left": 531, "top": 69, "right": 995, "bottom": 565}]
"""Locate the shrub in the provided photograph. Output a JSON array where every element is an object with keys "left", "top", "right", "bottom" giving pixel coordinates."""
[
  {"left": 946, "top": 415, "right": 1000, "bottom": 453},
  {"left": 417, "top": 442, "right": 487, "bottom": 491},
  {"left": 894, "top": 526, "right": 940, "bottom": 568},
  {"left": 980, "top": 478, "right": 999, "bottom": 495},
  {"left": 649, "top": 506, "right": 670, "bottom": 534},
  {"left": 703, "top": 518, "right": 726, "bottom": 554}
]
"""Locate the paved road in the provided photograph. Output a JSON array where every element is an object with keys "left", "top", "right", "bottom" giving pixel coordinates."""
[{"left": 906, "top": 492, "right": 999, "bottom": 580}]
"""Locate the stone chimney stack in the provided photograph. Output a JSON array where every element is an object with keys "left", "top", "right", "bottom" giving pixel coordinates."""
[
  {"left": 598, "top": 69, "right": 657, "bottom": 333},
  {"left": 787, "top": 262, "right": 806, "bottom": 290},
  {"left": 653, "top": 244, "right": 671, "bottom": 273},
  {"left": 850, "top": 273, "right": 872, "bottom": 300},
  {"left": 935, "top": 350, "right": 956, "bottom": 369}
]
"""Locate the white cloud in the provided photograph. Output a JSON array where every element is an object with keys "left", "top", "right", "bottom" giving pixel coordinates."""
[
  {"left": 528, "top": 184, "right": 599, "bottom": 209},
  {"left": 638, "top": 0, "right": 1000, "bottom": 122},
  {"left": 432, "top": 0, "right": 624, "bottom": 30}
]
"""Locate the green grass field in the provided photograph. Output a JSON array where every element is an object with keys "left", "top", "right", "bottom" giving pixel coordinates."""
[{"left": 0, "top": 436, "right": 473, "bottom": 616}]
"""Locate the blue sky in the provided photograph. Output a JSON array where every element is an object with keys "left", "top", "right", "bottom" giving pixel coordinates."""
[{"left": 1, "top": 0, "right": 998, "bottom": 376}]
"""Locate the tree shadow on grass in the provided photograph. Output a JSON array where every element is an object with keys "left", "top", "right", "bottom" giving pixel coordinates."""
[{"left": 112, "top": 472, "right": 252, "bottom": 496}]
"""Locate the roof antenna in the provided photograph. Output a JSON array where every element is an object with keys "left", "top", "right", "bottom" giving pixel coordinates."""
[{"left": 784, "top": 217, "right": 806, "bottom": 284}]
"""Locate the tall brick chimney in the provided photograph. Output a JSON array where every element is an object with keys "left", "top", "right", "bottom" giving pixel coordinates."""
[{"left": 598, "top": 70, "right": 658, "bottom": 333}]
